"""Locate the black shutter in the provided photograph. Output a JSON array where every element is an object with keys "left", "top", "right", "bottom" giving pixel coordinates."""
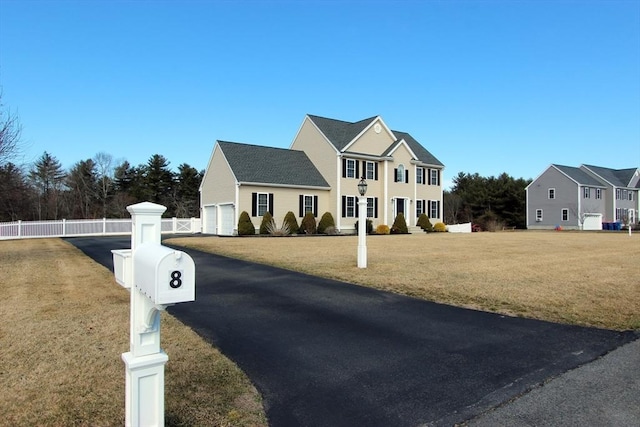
[
  {"left": 342, "top": 196, "right": 346, "bottom": 218},
  {"left": 299, "top": 195, "right": 304, "bottom": 217},
  {"left": 427, "top": 200, "right": 431, "bottom": 217},
  {"left": 342, "top": 158, "right": 346, "bottom": 178},
  {"left": 374, "top": 163, "right": 379, "bottom": 181},
  {"left": 394, "top": 168, "right": 398, "bottom": 182},
  {"left": 313, "top": 195, "right": 318, "bottom": 217},
  {"left": 374, "top": 197, "right": 379, "bottom": 218},
  {"left": 428, "top": 169, "right": 432, "bottom": 185},
  {"left": 355, "top": 197, "right": 359, "bottom": 217},
  {"left": 268, "top": 193, "right": 274, "bottom": 215},
  {"left": 355, "top": 160, "right": 360, "bottom": 179},
  {"left": 437, "top": 170, "right": 441, "bottom": 186},
  {"left": 252, "top": 193, "right": 257, "bottom": 216},
  {"left": 422, "top": 168, "right": 426, "bottom": 185},
  {"left": 405, "top": 170, "right": 409, "bottom": 184}
]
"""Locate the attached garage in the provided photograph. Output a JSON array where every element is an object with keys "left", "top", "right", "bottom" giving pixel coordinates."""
[
  {"left": 219, "top": 204, "right": 236, "bottom": 236},
  {"left": 203, "top": 205, "right": 217, "bottom": 234}
]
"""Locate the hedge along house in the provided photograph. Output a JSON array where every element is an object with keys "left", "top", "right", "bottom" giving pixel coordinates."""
[
  {"left": 200, "top": 141, "right": 330, "bottom": 235},
  {"left": 200, "top": 114, "right": 445, "bottom": 235}
]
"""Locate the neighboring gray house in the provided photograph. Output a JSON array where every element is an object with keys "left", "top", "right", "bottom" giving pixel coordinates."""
[{"left": 526, "top": 164, "right": 640, "bottom": 230}]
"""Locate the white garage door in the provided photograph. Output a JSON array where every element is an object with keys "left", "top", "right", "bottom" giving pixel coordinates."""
[
  {"left": 219, "top": 205, "right": 235, "bottom": 236},
  {"left": 203, "top": 205, "right": 217, "bottom": 234}
]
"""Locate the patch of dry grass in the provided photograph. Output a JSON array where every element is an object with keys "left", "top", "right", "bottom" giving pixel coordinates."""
[
  {"left": 0, "top": 239, "right": 266, "bottom": 427},
  {"left": 168, "top": 231, "right": 640, "bottom": 331}
]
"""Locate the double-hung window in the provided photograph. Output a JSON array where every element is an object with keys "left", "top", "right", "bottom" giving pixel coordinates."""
[
  {"left": 395, "top": 164, "right": 405, "bottom": 183},
  {"left": 536, "top": 209, "right": 543, "bottom": 222},
  {"left": 428, "top": 169, "right": 440, "bottom": 186},
  {"left": 252, "top": 192, "right": 273, "bottom": 217},
  {"left": 257, "top": 193, "right": 269, "bottom": 216},
  {"left": 561, "top": 208, "right": 568, "bottom": 221},
  {"left": 596, "top": 188, "right": 602, "bottom": 199},
  {"left": 583, "top": 187, "right": 591, "bottom": 198},
  {"left": 365, "top": 161, "right": 376, "bottom": 180},
  {"left": 429, "top": 200, "right": 440, "bottom": 219},
  {"left": 416, "top": 168, "right": 424, "bottom": 184},
  {"left": 343, "top": 196, "right": 356, "bottom": 217},
  {"left": 548, "top": 188, "right": 555, "bottom": 199},
  {"left": 416, "top": 199, "right": 424, "bottom": 217},
  {"left": 346, "top": 159, "right": 356, "bottom": 178},
  {"left": 367, "top": 197, "right": 375, "bottom": 218}
]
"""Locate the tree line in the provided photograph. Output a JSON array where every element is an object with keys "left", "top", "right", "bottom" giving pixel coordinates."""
[
  {"left": 444, "top": 172, "right": 531, "bottom": 230},
  {"left": 0, "top": 151, "right": 203, "bottom": 222}
]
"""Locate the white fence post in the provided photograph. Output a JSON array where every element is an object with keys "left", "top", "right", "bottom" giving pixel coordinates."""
[{"left": 18, "top": 220, "right": 22, "bottom": 238}]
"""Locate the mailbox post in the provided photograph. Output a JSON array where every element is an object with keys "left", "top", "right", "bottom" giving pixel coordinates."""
[{"left": 112, "top": 202, "right": 196, "bottom": 427}]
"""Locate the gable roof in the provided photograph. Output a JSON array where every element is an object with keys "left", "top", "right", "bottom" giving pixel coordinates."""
[
  {"left": 307, "top": 115, "right": 376, "bottom": 151},
  {"left": 217, "top": 141, "right": 329, "bottom": 188},
  {"left": 392, "top": 131, "right": 444, "bottom": 166},
  {"left": 552, "top": 164, "right": 605, "bottom": 187},
  {"left": 307, "top": 114, "right": 444, "bottom": 167},
  {"left": 581, "top": 165, "right": 639, "bottom": 188}
]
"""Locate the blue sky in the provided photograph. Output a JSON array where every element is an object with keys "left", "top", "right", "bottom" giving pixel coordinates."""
[{"left": 1, "top": 0, "right": 639, "bottom": 188}]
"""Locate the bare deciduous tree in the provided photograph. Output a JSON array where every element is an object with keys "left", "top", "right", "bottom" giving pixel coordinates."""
[{"left": 0, "top": 91, "right": 22, "bottom": 165}]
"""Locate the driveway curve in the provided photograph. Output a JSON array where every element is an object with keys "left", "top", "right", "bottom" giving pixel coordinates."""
[{"left": 67, "top": 236, "right": 636, "bottom": 427}]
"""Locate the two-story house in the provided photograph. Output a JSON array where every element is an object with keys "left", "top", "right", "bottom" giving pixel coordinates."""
[
  {"left": 526, "top": 164, "right": 640, "bottom": 230},
  {"left": 200, "top": 114, "right": 445, "bottom": 235}
]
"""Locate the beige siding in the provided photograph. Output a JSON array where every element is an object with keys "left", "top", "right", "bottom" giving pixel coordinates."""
[
  {"left": 291, "top": 117, "right": 340, "bottom": 218},
  {"left": 201, "top": 145, "right": 236, "bottom": 206},
  {"left": 347, "top": 119, "right": 396, "bottom": 155},
  {"left": 238, "top": 185, "right": 330, "bottom": 224}
]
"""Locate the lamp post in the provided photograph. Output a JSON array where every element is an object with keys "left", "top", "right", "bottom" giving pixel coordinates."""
[{"left": 357, "top": 177, "right": 368, "bottom": 268}]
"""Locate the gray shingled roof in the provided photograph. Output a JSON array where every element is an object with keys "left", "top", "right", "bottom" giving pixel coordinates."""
[
  {"left": 582, "top": 165, "right": 638, "bottom": 188},
  {"left": 307, "top": 114, "right": 444, "bottom": 167},
  {"left": 391, "top": 131, "right": 444, "bottom": 166},
  {"left": 218, "top": 141, "right": 329, "bottom": 188},
  {"left": 307, "top": 115, "right": 376, "bottom": 151},
  {"left": 553, "top": 165, "right": 605, "bottom": 187}
]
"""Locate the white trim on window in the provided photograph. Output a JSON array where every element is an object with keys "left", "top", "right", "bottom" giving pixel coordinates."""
[
  {"left": 257, "top": 193, "right": 269, "bottom": 216},
  {"left": 346, "top": 159, "right": 356, "bottom": 179},
  {"left": 365, "top": 161, "right": 375, "bottom": 180},
  {"left": 561, "top": 208, "right": 568, "bottom": 221},
  {"left": 583, "top": 187, "right": 591, "bottom": 198},
  {"left": 536, "top": 209, "right": 543, "bottom": 222},
  {"left": 596, "top": 188, "right": 602, "bottom": 200},
  {"left": 548, "top": 188, "right": 555, "bottom": 199}
]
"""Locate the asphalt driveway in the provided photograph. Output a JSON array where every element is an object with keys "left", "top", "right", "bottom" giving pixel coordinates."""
[{"left": 67, "top": 236, "right": 637, "bottom": 427}]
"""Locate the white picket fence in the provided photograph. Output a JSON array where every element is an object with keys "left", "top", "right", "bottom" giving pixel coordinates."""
[{"left": 0, "top": 217, "right": 202, "bottom": 240}]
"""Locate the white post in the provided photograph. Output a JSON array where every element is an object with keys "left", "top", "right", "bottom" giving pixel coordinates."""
[
  {"left": 122, "top": 202, "right": 169, "bottom": 427},
  {"left": 357, "top": 196, "right": 367, "bottom": 268}
]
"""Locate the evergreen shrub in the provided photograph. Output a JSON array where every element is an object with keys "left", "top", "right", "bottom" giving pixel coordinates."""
[
  {"left": 417, "top": 213, "right": 433, "bottom": 233},
  {"left": 237, "top": 211, "right": 255, "bottom": 236},
  {"left": 391, "top": 213, "right": 409, "bottom": 234},
  {"left": 299, "top": 212, "right": 317, "bottom": 234},
  {"left": 317, "top": 212, "right": 336, "bottom": 234},
  {"left": 283, "top": 211, "right": 299, "bottom": 234},
  {"left": 259, "top": 211, "right": 273, "bottom": 235}
]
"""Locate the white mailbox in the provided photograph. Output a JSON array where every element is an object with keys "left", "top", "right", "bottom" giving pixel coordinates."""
[{"left": 133, "top": 243, "right": 195, "bottom": 305}]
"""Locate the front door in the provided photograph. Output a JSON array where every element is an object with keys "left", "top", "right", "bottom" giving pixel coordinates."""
[{"left": 396, "top": 198, "right": 405, "bottom": 217}]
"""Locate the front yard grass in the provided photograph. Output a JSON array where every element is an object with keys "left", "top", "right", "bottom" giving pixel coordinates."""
[
  {"left": 0, "top": 238, "right": 266, "bottom": 427},
  {"left": 167, "top": 231, "right": 640, "bottom": 331}
]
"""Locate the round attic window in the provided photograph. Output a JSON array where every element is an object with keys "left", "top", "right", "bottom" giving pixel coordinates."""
[{"left": 374, "top": 123, "right": 381, "bottom": 133}]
